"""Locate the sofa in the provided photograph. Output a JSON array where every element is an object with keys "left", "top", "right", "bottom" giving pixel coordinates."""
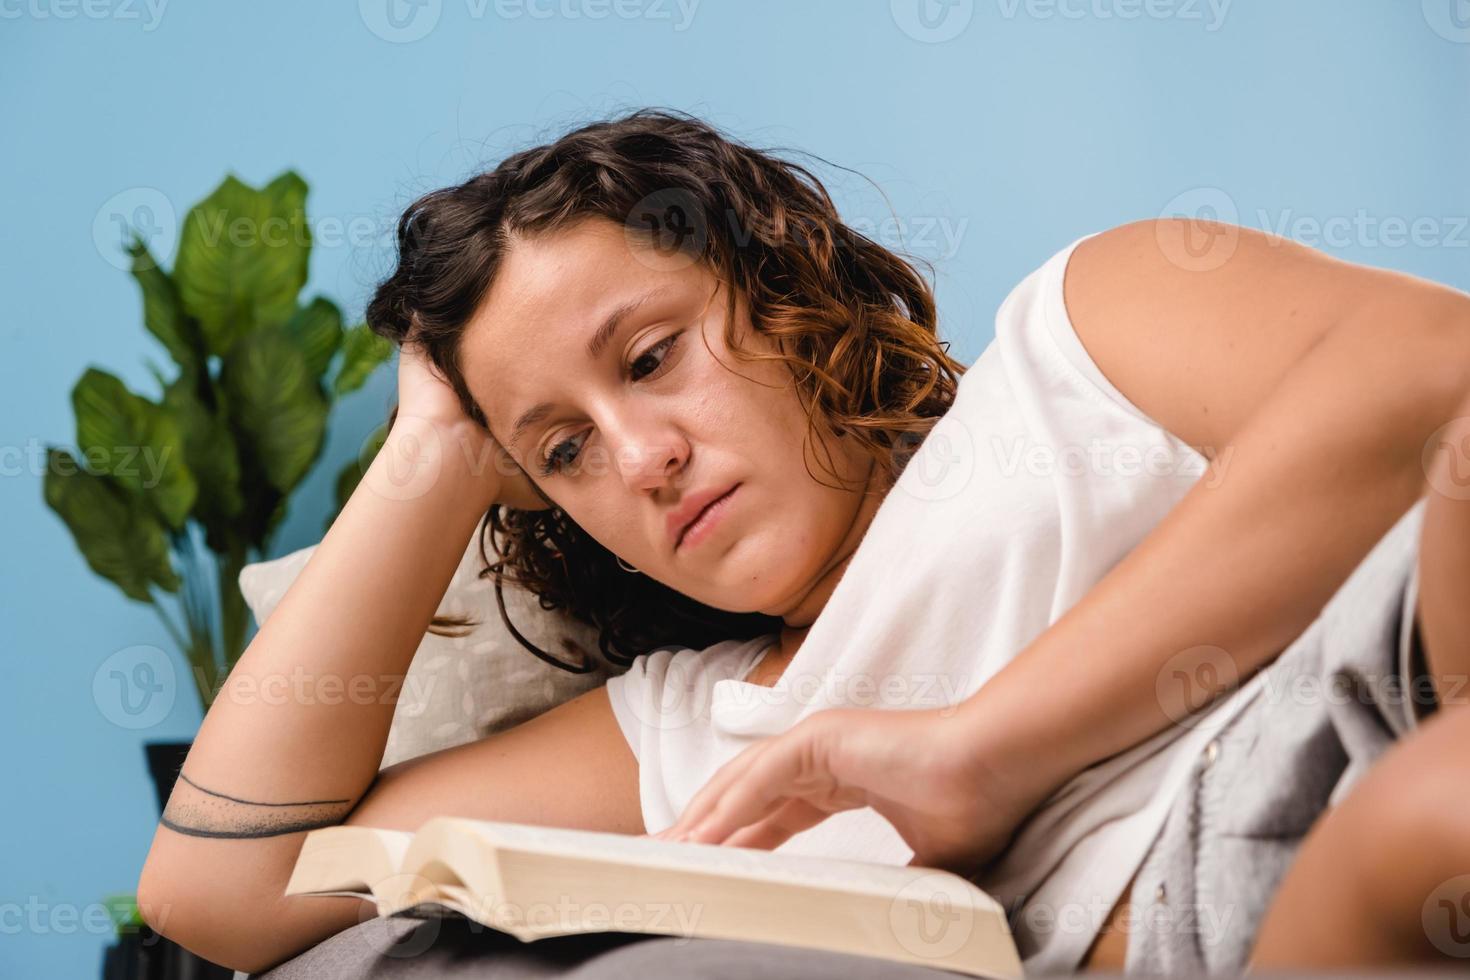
[{"left": 254, "top": 917, "right": 1468, "bottom": 980}]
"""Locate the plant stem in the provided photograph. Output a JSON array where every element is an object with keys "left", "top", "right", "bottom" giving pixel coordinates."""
[
  {"left": 167, "top": 523, "right": 226, "bottom": 709},
  {"left": 217, "top": 539, "right": 251, "bottom": 675},
  {"left": 150, "top": 599, "right": 189, "bottom": 654}
]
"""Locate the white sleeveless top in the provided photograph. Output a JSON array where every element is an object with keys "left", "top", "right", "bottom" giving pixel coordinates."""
[{"left": 605, "top": 231, "right": 1267, "bottom": 972}]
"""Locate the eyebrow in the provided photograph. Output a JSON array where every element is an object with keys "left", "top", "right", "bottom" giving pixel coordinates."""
[{"left": 505, "top": 285, "right": 675, "bottom": 451}]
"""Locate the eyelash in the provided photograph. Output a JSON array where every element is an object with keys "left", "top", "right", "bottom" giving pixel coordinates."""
[{"left": 538, "top": 332, "right": 683, "bottom": 476}]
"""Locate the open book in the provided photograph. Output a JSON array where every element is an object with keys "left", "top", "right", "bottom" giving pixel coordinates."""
[{"left": 286, "top": 817, "right": 1023, "bottom": 979}]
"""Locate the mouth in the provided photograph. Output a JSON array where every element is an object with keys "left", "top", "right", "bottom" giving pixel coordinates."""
[{"left": 675, "top": 483, "right": 741, "bottom": 552}]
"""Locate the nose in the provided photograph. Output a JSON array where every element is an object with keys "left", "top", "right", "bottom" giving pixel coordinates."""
[{"left": 603, "top": 409, "right": 689, "bottom": 493}]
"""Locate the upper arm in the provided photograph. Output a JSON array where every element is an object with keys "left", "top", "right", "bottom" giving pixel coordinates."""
[
  {"left": 1061, "top": 217, "right": 1470, "bottom": 458},
  {"left": 140, "top": 684, "right": 641, "bottom": 973},
  {"left": 347, "top": 684, "right": 643, "bottom": 833}
]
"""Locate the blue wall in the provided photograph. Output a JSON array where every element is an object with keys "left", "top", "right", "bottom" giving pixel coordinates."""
[{"left": 3, "top": 1, "right": 1466, "bottom": 974}]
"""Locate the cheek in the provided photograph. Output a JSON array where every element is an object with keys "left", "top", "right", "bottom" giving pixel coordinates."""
[{"left": 563, "top": 498, "right": 627, "bottom": 555}]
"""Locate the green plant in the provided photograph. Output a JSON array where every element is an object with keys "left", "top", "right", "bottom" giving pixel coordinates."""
[
  {"left": 100, "top": 893, "right": 144, "bottom": 937},
  {"left": 45, "top": 171, "right": 395, "bottom": 709}
]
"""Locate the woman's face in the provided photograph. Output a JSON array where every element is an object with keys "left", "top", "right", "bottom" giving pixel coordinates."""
[{"left": 458, "top": 216, "right": 882, "bottom": 621}]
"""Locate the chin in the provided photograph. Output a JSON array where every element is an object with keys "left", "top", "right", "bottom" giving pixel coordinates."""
[{"left": 691, "top": 537, "right": 812, "bottom": 615}]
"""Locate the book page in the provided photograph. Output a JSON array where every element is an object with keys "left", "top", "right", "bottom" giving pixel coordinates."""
[
  {"left": 289, "top": 818, "right": 1021, "bottom": 980},
  {"left": 442, "top": 818, "right": 1000, "bottom": 911},
  {"left": 285, "top": 826, "right": 413, "bottom": 898}
]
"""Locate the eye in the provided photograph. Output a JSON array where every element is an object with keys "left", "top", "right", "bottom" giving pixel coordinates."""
[
  {"left": 538, "top": 432, "right": 585, "bottom": 477},
  {"left": 629, "top": 331, "right": 681, "bottom": 382},
  {"left": 538, "top": 332, "right": 683, "bottom": 477}
]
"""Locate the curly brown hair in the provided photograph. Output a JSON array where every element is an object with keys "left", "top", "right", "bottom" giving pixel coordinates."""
[{"left": 364, "top": 108, "right": 967, "bottom": 673}]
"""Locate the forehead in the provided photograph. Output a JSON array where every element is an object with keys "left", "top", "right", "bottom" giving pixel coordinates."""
[
  {"left": 480, "top": 218, "right": 654, "bottom": 330},
  {"left": 458, "top": 218, "right": 705, "bottom": 438}
]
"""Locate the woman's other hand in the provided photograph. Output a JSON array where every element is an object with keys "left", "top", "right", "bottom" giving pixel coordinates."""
[
  {"left": 652, "top": 705, "right": 1037, "bottom": 878},
  {"left": 395, "top": 339, "right": 547, "bottom": 512}
]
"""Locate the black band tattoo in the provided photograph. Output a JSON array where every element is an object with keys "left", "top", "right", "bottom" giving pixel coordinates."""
[
  {"left": 161, "top": 770, "right": 371, "bottom": 840},
  {"left": 177, "top": 771, "right": 351, "bottom": 807}
]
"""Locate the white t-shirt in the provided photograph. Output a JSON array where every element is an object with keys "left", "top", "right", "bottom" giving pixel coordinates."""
[{"left": 605, "top": 231, "right": 1272, "bottom": 972}]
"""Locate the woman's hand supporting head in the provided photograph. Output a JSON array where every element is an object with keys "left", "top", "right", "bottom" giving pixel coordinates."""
[{"left": 395, "top": 338, "right": 547, "bottom": 512}]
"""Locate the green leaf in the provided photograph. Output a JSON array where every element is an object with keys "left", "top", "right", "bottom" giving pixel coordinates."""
[
  {"left": 72, "top": 368, "right": 198, "bottom": 529},
  {"left": 43, "top": 448, "right": 180, "bottom": 601},
  {"left": 100, "top": 894, "right": 144, "bottom": 935},
  {"left": 127, "top": 235, "right": 204, "bottom": 374},
  {"left": 285, "top": 297, "right": 344, "bottom": 380},
  {"left": 332, "top": 323, "right": 393, "bottom": 397},
  {"left": 161, "top": 371, "right": 245, "bottom": 526},
  {"left": 263, "top": 171, "right": 310, "bottom": 219},
  {"left": 263, "top": 496, "right": 289, "bottom": 541},
  {"left": 174, "top": 172, "right": 310, "bottom": 357},
  {"left": 328, "top": 421, "right": 389, "bottom": 532},
  {"left": 220, "top": 328, "right": 328, "bottom": 494}
]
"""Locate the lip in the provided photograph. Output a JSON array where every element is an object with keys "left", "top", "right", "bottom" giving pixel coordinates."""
[{"left": 670, "top": 482, "right": 741, "bottom": 551}]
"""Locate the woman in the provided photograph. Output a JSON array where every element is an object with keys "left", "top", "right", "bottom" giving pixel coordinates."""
[{"left": 136, "top": 108, "right": 1470, "bottom": 975}]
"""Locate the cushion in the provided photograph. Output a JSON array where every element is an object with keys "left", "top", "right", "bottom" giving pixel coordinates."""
[
  {"left": 237, "top": 530, "right": 615, "bottom": 768},
  {"left": 250, "top": 916, "right": 978, "bottom": 980}
]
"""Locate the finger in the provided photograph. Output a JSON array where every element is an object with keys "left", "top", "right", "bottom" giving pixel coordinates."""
[
  {"left": 681, "top": 729, "right": 826, "bottom": 845},
  {"left": 662, "top": 740, "right": 771, "bottom": 838},
  {"left": 665, "top": 710, "right": 857, "bottom": 841},
  {"left": 720, "top": 797, "right": 831, "bottom": 851}
]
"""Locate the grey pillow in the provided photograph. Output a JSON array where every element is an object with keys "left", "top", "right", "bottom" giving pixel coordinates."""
[
  {"left": 251, "top": 915, "right": 978, "bottom": 980},
  {"left": 238, "top": 531, "right": 616, "bottom": 768}
]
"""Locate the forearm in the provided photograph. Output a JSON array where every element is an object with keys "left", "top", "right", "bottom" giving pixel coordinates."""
[
  {"left": 959, "top": 309, "right": 1470, "bottom": 804},
  {"left": 185, "top": 415, "right": 497, "bottom": 801},
  {"left": 1414, "top": 390, "right": 1470, "bottom": 709},
  {"left": 138, "top": 414, "right": 499, "bottom": 964}
]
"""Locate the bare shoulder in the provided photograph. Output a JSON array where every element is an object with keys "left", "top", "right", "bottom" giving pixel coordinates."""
[
  {"left": 347, "top": 684, "right": 644, "bottom": 835},
  {"left": 1058, "top": 217, "right": 1468, "bottom": 455}
]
